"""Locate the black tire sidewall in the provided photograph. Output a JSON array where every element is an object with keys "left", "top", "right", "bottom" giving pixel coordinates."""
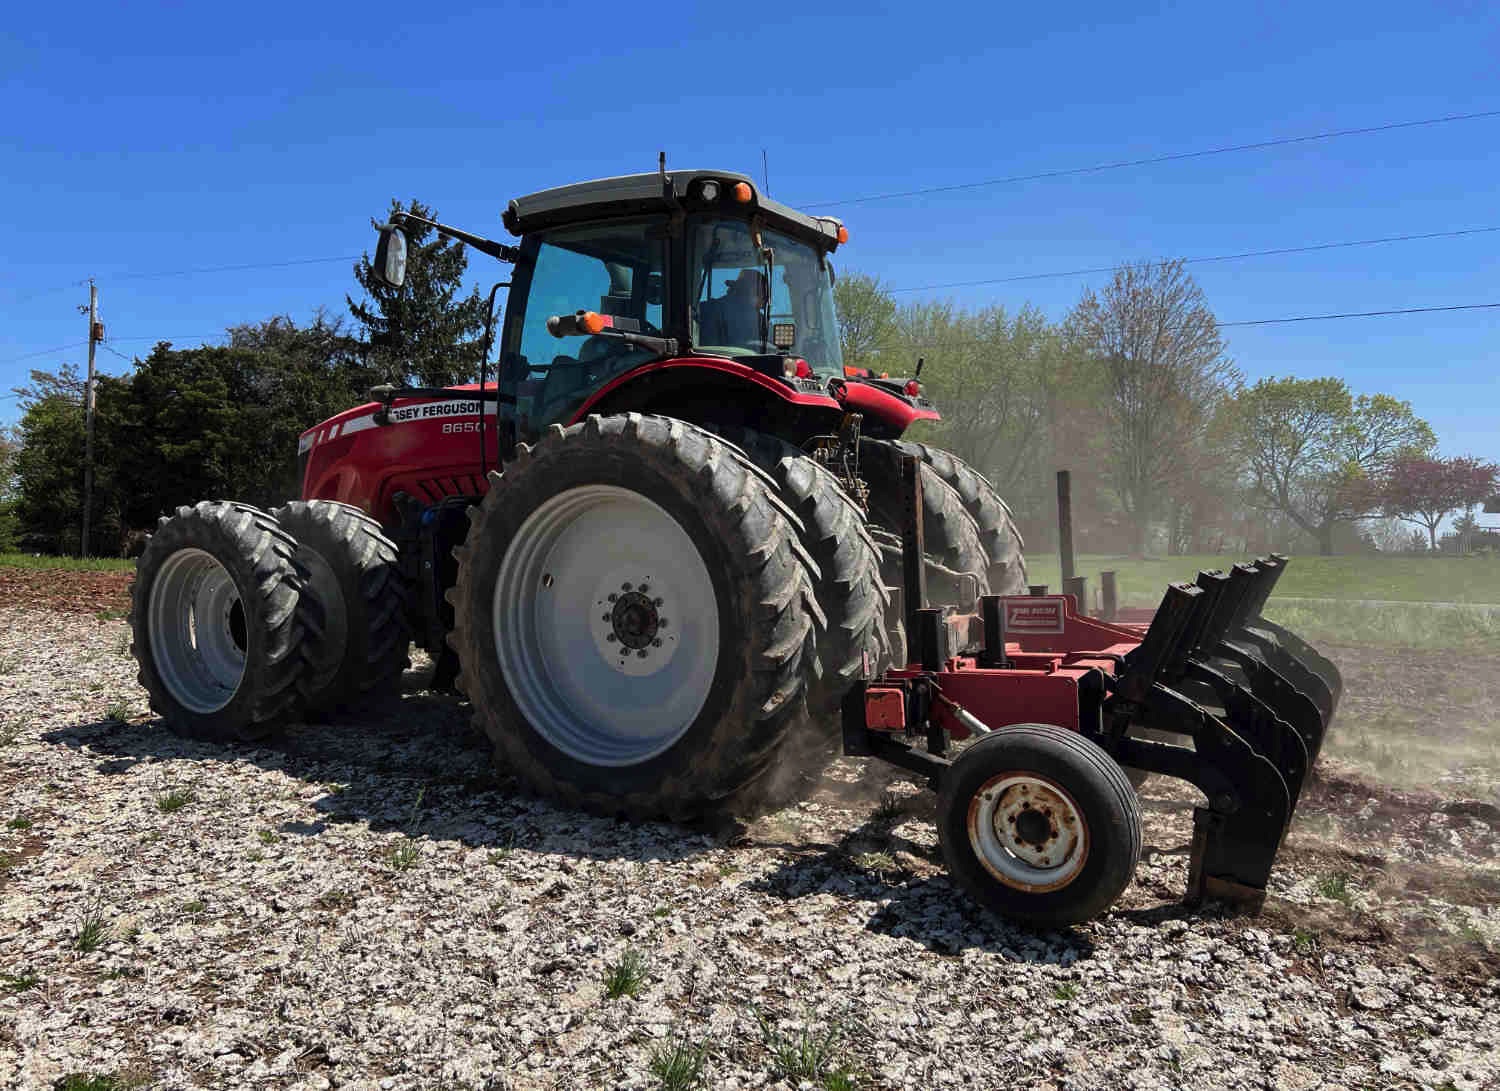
[
  {"left": 937, "top": 726, "right": 1141, "bottom": 926},
  {"left": 132, "top": 508, "right": 288, "bottom": 741},
  {"left": 458, "top": 440, "right": 768, "bottom": 803}
]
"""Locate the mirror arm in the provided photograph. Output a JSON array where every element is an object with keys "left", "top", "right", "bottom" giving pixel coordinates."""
[{"left": 391, "top": 212, "right": 519, "bottom": 263}]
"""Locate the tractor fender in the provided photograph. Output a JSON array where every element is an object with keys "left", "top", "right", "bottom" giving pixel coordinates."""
[
  {"left": 833, "top": 379, "right": 941, "bottom": 433},
  {"left": 567, "top": 356, "right": 841, "bottom": 425}
]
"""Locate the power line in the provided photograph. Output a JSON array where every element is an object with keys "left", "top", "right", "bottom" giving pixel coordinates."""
[
  {"left": 1219, "top": 302, "right": 1500, "bottom": 327},
  {"left": 805, "top": 108, "right": 1500, "bottom": 208},
  {"left": 0, "top": 342, "right": 88, "bottom": 365},
  {"left": 115, "top": 254, "right": 361, "bottom": 282},
  {"left": 888, "top": 224, "right": 1500, "bottom": 293}
]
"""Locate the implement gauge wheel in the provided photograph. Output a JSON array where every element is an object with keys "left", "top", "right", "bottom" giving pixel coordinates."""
[
  {"left": 937, "top": 724, "right": 1142, "bottom": 926},
  {"left": 130, "top": 501, "right": 309, "bottom": 742}
]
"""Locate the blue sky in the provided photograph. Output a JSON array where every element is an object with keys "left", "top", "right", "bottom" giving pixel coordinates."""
[{"left": 3, "top": 1, "right": 1496, "bottom": 464}]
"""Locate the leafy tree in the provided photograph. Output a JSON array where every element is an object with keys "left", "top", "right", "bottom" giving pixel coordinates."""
[
  {"left": 1065, "top": 261, "right": 1239, "bottom": 555},
  {"left": 12, "top": 368, "right": 132, "bottom": 554},
  {"left": 348, "top": 198, "right": 489, "bottom": 387},
  {"left": 834, "top": 272, "right": 897, "bottom": 369},
  {"left": 0, "top": 426, "right": 19, "bottom": 551},
  {"left": 1226, "top": 377, "right": 1435, "bottom": 554},
  {"left": 10, "top": 316, "right": 375, "bottom": 554},
  {"left": 1379, "top": 454, "right": 1499, "bottom": 551}
]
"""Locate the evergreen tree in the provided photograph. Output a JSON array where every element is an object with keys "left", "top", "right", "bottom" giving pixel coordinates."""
[{"left": 347, "top": 199, "right": 489, "bottom": 387}]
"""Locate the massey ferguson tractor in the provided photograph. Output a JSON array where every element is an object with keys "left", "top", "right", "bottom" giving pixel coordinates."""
[{"left": 130, "top": 164, "right": 1339, "bottom": 925}]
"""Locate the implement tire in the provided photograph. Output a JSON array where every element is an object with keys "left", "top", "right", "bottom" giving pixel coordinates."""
[
  {"left": 272, "top": 500, "right": 410, "bottom": 714},
  {"left": 448, "top": 414, "right": 824, "bottom": 822},
  {"left": 937, "top": 724, "right": 1142, "bottom": 926},
  {"left": 130, "top": 501, "right": 309, "bottom": 743},
  {"left": 882, "top": 440, "right": 1028, "bottom": 595}
]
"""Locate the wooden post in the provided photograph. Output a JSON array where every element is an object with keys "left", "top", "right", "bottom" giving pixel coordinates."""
[
  {"left": 1064, "top": 575, "right": 1087, "bottom": 614},
  {"left": 1101, "top": 570, "right": 1118, "bottom": 621},
  {"left": 1057, "top": 469, "right": 1075, "bottom": 587},
  {"left": 81, "top": 280, "right": 100, "bottom": 557}
]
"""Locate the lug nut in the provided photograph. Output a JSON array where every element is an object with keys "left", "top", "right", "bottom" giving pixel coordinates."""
[
  {"left": 608, "top": 593, "right": 617, "bottom": 603},
  {"left": 606, "top": 634, "right": 617, "bottom": 643},
  {"left": 622, "top": 582, "right": 632, "bottom": 591},
  {"left": 638, "top": 584, "right": 649, "bottom": 594},
  {"left": 602, "top": 615, "right": 612, "bottom": 622},
  {"left": 652, "top": 639, "right": 662, "bottom": 647},
  {"left": 636, "top": 649, "right": 648, "bottom": 658}
]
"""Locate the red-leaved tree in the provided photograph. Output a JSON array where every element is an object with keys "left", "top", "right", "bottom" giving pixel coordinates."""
[{"left": 1380, "top": 455, "right": 1500, "bottom": 551}]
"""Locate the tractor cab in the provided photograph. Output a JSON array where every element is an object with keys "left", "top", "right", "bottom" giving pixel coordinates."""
[{"left": 369, "top": 167, "right": 930, "bottom": 450}]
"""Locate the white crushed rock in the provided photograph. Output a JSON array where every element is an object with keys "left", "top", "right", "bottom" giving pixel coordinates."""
[{"left": 1, "top": 606, "right": 1497, "bottom": 1090}]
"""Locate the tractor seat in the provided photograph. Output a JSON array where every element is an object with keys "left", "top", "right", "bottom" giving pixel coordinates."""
[{"left": 533, "top": 355, "right": 592, "bottom": 425}]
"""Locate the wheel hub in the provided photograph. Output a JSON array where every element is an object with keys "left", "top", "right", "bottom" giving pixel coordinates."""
[
  {"left": 967, "top": 773, "right": 1089, "bottom": 892},
  {"left": 610, "top": 589, "right": 660, "bottom": 650}
]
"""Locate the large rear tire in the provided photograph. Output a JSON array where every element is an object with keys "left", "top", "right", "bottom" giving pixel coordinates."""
[
  {"left": 272, "top": 500, "right": 410, "bottom": 714},
  {"left": 704, "top": 426, "right": 892, "bottom": 715},
  {"left": 880, "top": 440, "right": 1027, "bottom": 595},
  {"left": 130, "top": 501, "right": 309, "bottom": 743},
  {"left": 448, "top": 414, "right": 824, "bottom": 822}
]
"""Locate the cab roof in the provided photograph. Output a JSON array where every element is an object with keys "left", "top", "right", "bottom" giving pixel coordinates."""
[{"left": 502, "top": 169, "right": 844, "bottom": 252}]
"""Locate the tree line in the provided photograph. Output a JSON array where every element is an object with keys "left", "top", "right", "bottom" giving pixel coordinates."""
[
  {"left": 2, "top": 209, "right": 1494, "bottom": 557},
  {"left": 834, "top": 261, "right": 1497, "bottom": 556},
  {"left": 3, "top": 202, "right": 486, "bottom": 555}
]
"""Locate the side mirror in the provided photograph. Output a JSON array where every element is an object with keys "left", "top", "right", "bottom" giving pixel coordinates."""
[{"left": 373, "top": 225, "right": 408, "bottom": 288}]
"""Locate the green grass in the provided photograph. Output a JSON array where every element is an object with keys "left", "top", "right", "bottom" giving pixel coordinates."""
[
  {"left": 72, "top": 900, "right": 113, "bottom": 953},
  {"left": 1026, "top": 552, "right": 1500, "bottom": 606},
  {"left": 1052, "top": 983, "right": 1080, "bottom": 1001},
  {"left": 1, "top": 971, "right": 40, "bottom": 993},
  {"left": 1315, "top": 872, "right": 1354, "bottom": 906},
  {"left": 648, "top": 1036, "right": 709, "bottom": 1091},
  {"left": 756, "top": 1010, "right": 859, "bottom": 1089},
  {"left": 54, "top": 1073, "right": 149, "bottom": 1091},
  {"left": 849, "top": 851, "right": 897, "bottom": 874},
  {"left": 104, "top": 700, "right": 133, "bottom": 723},
  {"left": 155, "top": 789, "right": 193, "bottom": 814},
  {"left": 0, "top": 552, "right": 134, "bottom": 572},
  {"left": 7, "top": 816, "right": 32, "bottom": 831},
  {"left": 1262, "top": 598, "right": 1500, "bottom": 652},
  {"left": 602, "top": 948, "right": 649, "bottom": 999}
]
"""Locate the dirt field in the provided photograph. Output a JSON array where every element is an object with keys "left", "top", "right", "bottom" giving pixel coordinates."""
[{"left": 1, "top": 573, "right": 1497, "bottom": 1090}]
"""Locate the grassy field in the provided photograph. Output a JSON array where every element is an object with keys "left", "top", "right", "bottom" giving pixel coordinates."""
[
  {"left": 1025, "top": 552, "right": 1500, "bottom": 605},
  {"left": 0, "top": 552, "right": 135, "bottom": 572}
]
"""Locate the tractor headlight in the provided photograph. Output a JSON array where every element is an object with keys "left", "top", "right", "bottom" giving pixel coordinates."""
[{"left": 699, "top": 180, "right": 721, "bottom": 202}]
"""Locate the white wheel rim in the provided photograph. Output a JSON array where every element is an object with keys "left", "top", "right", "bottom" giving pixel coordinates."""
[
  {"left": 493, "top": 485, "right": 720, "bottom": 766},
  {"left": 967, "top": 772, "right": 1089, "bottom": 893},
  {"left": 146, "top": 548, "right": 247, "bottom": 714}
]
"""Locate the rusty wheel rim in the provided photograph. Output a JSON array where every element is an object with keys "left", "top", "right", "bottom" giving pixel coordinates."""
[{"left": 966, "top": 772, "right": 1089, "bottom": 893}]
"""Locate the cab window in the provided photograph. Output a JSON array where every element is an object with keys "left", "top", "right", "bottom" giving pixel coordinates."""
[{"left": 502, "top": 219, "right": 667, "bottom": 434}]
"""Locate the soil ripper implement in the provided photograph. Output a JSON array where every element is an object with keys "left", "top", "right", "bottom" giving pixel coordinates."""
[{"left": 841, "top": 454, "right": 1341, "bottom": 919}]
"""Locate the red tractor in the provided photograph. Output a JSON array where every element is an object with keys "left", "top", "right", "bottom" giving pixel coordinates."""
[{"left": 130, "top": 165, "right": 1337, "bottom": 924}]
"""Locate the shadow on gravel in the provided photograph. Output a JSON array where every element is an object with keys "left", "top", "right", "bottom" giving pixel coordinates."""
[{"left": 41, "top": 681, "right": 715, "bottom": 868}]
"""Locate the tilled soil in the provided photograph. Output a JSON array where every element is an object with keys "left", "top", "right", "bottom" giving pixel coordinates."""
[{"left": 1, "top": 606, "right": 1497, "bottom": 1091}]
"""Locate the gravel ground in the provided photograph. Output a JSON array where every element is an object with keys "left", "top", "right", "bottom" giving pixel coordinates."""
[{"left": 2, "top": 605, "right": 1498, "bottom": 1091}]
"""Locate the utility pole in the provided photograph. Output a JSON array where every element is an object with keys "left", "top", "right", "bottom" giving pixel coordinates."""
[{"left": 81, "top": 279, "right": 102, "bottom": 557}]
